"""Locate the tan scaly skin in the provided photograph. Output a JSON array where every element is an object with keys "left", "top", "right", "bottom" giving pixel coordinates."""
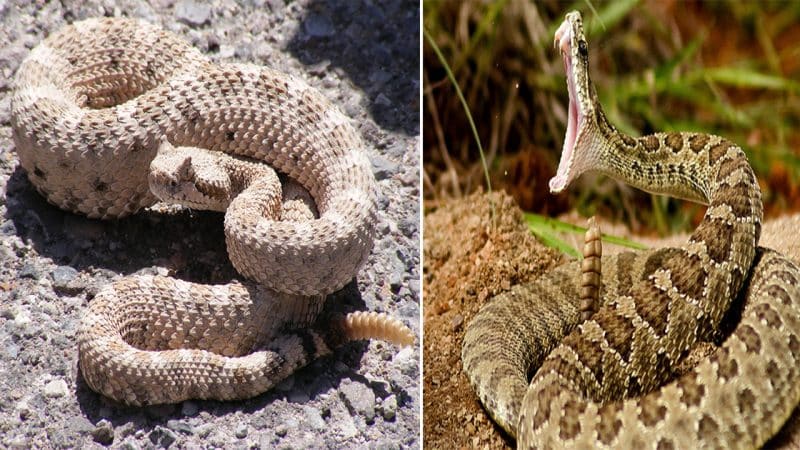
[
  {"left": 11, "top": 18, "right": 414, "bottom": 406},
  {"left": 462, "top": 11, "right": 800, "bottom": 449}
]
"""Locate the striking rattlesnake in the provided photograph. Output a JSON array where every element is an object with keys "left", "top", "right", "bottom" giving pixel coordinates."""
[
  {"left": 462, "top": 11, "right": 800, "bottom": 449},
  {"left": 11, "top": 18, "right": 413, "bottom": 406}
]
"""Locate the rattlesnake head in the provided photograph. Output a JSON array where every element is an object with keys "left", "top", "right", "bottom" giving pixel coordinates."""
[
  {"left": 550, "top": 11, "right": 600, "bottom": 194},
  {"left": 149, "top": 139, "right": 237, "bottom": 212}
]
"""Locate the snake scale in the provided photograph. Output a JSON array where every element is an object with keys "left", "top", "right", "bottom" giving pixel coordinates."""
[
  {"left": 11, "top": 18, "right": 413, "bottom": 406},
  {"left": 462, "top": 11, "right": 800, "bottom": 449}
]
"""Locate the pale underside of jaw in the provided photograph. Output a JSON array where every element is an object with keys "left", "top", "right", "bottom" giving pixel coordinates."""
[{"left": 549, "top": 19, "right": 582, "bottom": 194}]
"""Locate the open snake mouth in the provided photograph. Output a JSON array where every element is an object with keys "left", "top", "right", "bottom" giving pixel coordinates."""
[{"left": 550, "top": 17, "right": 583, "bottom": 193}]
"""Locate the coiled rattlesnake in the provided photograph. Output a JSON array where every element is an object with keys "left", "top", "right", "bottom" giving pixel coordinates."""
[
  {"left": 11, "top": 18, "right": 413, "bottom": 406},
  {"left": 462, "top": 11, "right": 800, "bottom": 449}
]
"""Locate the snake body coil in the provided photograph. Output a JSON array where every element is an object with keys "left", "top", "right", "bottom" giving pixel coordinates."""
[
  {"left": 462, "top": 11, "right": 800, "bottom": 449},
  {"left": 11, "top": 18, "right": 413, "bottom": 406}
]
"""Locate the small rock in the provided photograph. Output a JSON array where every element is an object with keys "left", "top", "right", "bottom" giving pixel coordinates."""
[
  {"left": 68, "top": 416, "right": 95, "bottom": 434},
  {"left": 16, "top": 400, "right": 31, "bottom": 420},
  {"left": 368, "top": 377, "right": 392, "bottom": 397},
  {"left": 51, "top": 265, "right": 77, "bottom": 285},
  {"left": 47, "top": 428, "right": 75, "bottom": 448},
  {"left": 92, "top": 419, "right": 114, "bottom": 445},
  {"left": 148, "top": 426, "right": 177, "bottom": 448},
  {"left": 0, "top": 308, "right": 14, "bottom": 322},
  {"left": 320, "top": 404, "right": 331, "bottom": 420},
  {"left": 43, "top": 379, "right": 69, "bottom": 398},
  {"left": 384, "top": 248, "right": 406, "bottom": 287},
  {"left": 175, "top": 0, "right": 211, "bottom": 26},
  {"left": 4, "top": 388, "right": 23, "bottom": 404},
  {"left": 249, "top": 414, "right": 270, "bottom": 431},
  {"left": 301, "top": 406, "right": 326, "bottom": 431},
  {"left": 166, "top": 419, "right": 194, "bottom": 435},
  {"left": 275, "top": 424, "right": 288, "bottom": 437},
  {"left": 339, "top": 380, "right": 376, "bottom": 423},
  {"left": 234, "top": 423, "right": 248, "bottom": 439},
  {"left": 400, "top": 170, "right": 419, "bottom": 188},
  {"left": 194, "top": 423, "right": 213, "bottom": 439},
  {"left": 395, "top": 246, "right": 414, "bottom": 265},
  {"left": 7, "top": 436, "right": 29, "bottom": 450},
  {"left": 119, "top": 440, "right": 140, "bottom": 450},
  {"left": 392, "top": 346, "right": 417, "bottom": 378},
  {"left": 218, "top": 44, "right": 235, "bottom": 59},
  {"left": 370, "top": 155, "right": 398, "bottom": 181},
  {"left": 398, "top": 303, "right": 419, "bottom": 323},
  {"left": 258, "top": 434, "right": 277, "bottom": 448},
  {"left": 451, "top": 314, "right": 464, "bottom": 331},
  {"left": 399, "top": 218, "right": 417, "bottom": 237},
  {"left": 381, "top": 394, "right": 398, "bottom": 421},
  {"left": 41, "top": 302, "right": 58, "bottom": 316},
  {"left": 397, "top": 285, "right": 411, "bottom": 300},
  {"left": 408, "top": 275, "right": 421, "bottom": 291},
  {"left": 0, "top": 219, "right": 16, "bottom": 235},
  {"left": 336, "top": 413, "right": 359, "bottom": 440},
  {"left": 385, "top": 142, "right": 406, "bottom": 159},
  {"left": 18, "top": 263, "right": 39, "bottom": 279},
  {"left": 376, "top": 192, "right": 390, "bottom": 210},
  {"left": 52, "top": 265, "right": 83, "bottom": 294},
  {"left": 388, "top": 268, "right": 404, "bottom": 291},
  {"left": 304, "top": 13, "right": 334, "bottom": 37},
  {"left": 343, "top": 98, "right": 360, "bottom": 118},
  {"left": 372, "top": 440, "right": 401, "bottom": 450}
]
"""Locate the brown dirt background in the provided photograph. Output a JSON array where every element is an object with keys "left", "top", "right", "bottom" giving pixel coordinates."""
[{"left": 423, "top": 191, "right": 800, "bottom": 449}]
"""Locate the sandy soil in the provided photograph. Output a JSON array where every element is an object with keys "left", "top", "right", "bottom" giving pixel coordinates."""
[{"left": 422, "top": 191, "right": 561, "bottom": 449}]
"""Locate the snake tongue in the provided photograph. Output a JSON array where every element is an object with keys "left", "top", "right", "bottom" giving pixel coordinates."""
[{"left": 550, "top": 23, "right": 581, "bottom": 194}]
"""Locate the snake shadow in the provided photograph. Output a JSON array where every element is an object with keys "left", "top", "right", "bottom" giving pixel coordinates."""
[
  {"left": 286, "top": 0, "right": 419, "bottom": 136},
  {"left": 5, "top": 166, "right": 396, "bottom": 430}
]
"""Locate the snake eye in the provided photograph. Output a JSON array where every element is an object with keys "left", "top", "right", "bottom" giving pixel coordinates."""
[{"left": 578, "top": 40, "right": 588, "bottom": 57}]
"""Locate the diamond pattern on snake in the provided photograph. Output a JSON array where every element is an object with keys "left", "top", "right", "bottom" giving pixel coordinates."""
[
  {"left": 11, "top": 17, "right": 414, "bottom": 406},
  {"left": 461, "top": 11, "right": 800, "bottom": 449}
]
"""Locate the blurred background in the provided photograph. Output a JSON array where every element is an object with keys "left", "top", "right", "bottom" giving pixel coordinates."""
[{"left": 423, "top": 0, "right": 800, "bottom": 235}]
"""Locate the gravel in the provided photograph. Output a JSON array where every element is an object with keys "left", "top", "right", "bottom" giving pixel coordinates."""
[
  {"left": 0, "top": 0, "right": 419, "bottom": 448},
  {"left": 340, "top": 379, "right": 377, "bottom": 422}
]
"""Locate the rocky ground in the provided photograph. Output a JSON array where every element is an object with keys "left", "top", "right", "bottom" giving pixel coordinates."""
[{"left": 0, "top": 0, "right": 420, "bottom": 448}]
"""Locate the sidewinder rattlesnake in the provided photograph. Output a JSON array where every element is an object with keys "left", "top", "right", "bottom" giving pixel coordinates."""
[{"left": 11, "top": 17, "right": 413, "bottom": 406}]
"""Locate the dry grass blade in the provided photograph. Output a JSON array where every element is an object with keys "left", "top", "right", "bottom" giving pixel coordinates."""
[{"left": 424, "top": 25, "right": 495, "bottom": 220}]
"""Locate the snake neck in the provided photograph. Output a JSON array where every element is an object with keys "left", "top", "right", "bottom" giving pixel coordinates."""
[
  {"left": 149, "top": 141, "right": 280, "bottom": 213},
  {"left": 588, "top": 113, "right": 763, "bottom": 313},
  {"left": 554, "top": 11, "right": 763, "bottom": 332},
  {"left": 591, "top": 119, "right": 712, "bottom": 203}
]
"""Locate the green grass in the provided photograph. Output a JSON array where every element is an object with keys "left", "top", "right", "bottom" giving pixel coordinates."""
[
  {"left": 424, "top": 0, "right": 800, "bottom": 249},
  {"left": 525, "top": 213, "right": 648, "bottom": 259}
]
